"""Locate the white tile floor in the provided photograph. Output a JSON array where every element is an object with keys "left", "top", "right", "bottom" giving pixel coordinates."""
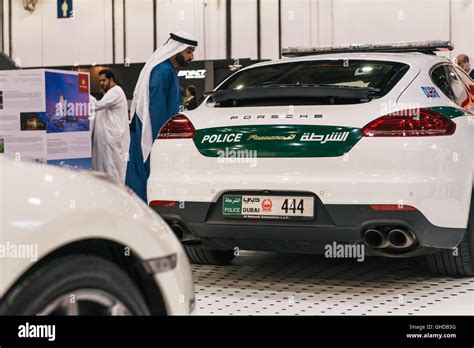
[{"left": 192, "top": 251, "right": 474, "bottom": 315}]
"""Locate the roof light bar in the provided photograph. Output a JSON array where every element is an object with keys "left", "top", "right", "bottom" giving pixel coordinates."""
[{"left": 281, "top": 40, "right": 454, "bottom": 57}]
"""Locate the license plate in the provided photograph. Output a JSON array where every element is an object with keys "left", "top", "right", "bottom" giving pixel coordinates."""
[{"left": 222, "top": 195, "right": 314, "bottom": 220}]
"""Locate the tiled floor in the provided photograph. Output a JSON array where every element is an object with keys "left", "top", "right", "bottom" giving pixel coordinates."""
[{"left": 192, "top": 251, "right": 474, "bottom": 315}]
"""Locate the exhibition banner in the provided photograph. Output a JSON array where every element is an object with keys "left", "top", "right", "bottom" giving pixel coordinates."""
[{"left": 0, "top": 69, "right": 92, "bottom": 169}]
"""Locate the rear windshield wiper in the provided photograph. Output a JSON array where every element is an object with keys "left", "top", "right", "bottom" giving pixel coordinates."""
[{"left": 211, "top": 84, "right": 380, "bottom": 104}]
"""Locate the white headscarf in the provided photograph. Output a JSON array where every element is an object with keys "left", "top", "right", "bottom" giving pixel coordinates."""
[{"left": 131, "top": 31, "right": 197, "bottom": 162}]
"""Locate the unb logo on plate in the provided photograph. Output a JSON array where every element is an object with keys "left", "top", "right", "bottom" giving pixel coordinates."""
[{"left": 223, "top": 196, "right": 242, "bottom": 215}]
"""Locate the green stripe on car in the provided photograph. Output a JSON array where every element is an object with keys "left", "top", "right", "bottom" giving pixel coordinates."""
[
  {"left": 428, "top": 106, "right": 469, "bottom": 119},
  {"left": 193, "top": 125, "right": 363, "bottom": 158}
]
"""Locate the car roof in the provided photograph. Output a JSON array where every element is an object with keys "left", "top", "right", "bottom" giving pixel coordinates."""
[{"left": 244, "top": 52, "right": 451, "bottom": 70}]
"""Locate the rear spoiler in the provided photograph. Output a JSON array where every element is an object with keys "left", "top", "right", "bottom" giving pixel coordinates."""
[
  {"left": 282, "top": 40, "right": 454, "bottom": 57},
  {"left": 211, "top": 85, "right": 378, "bottom": 104}
]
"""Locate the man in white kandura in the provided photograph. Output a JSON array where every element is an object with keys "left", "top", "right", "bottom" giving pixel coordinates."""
[{"left": 92, "top": 69, "right": 130, "bottom": 183}]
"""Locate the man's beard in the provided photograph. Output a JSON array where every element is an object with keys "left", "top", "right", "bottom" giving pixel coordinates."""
[
  {"left": 101, "top": 84, "right": 110, "bottom": 93},
  {"left": 176, "top": 53, "right": 190, "bottom": 67}
]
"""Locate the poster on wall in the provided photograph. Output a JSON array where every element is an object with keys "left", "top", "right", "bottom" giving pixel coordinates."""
[
  {"left": 44, "top": 70, "right": 91, "bottom": 168},
  {"left": 57, "top": 0, "right": 73, "bottom": 19},
  {"left": 0, "top": 69, "right": 92, "bottom": 170},
  {"left": 0, "top": 70, "right": 47, "bottom": 163}
]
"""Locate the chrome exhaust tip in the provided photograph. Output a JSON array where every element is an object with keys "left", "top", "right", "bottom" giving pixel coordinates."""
[
  {"left": 387, "top": 228, "right": 416, "bottom": 249},
  {"left": 363, "top": 228, "right": 390, "bottom": 249}
]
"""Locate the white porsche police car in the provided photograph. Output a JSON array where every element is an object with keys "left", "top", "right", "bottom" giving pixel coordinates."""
[{"left": 148, "top": 41, "right": 474, "bottom": 276}]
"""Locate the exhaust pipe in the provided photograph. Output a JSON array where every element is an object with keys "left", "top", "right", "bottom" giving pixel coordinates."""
[
  {"left": 170, "top": 224, "right": 185, "bottom": 240},
  {"left": 363, "top": 228, "right": 390, "bottom": 249},
  {"left": 170, "top": 223, "right": 201, "bottom": 244},
  {"left": 387, "top": 228, "right": 416, "bottom": 249}
]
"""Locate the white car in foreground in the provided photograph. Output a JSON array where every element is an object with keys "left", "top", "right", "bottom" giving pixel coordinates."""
[
  {"left": 148, "top": 41, "right": 474, "bottom": 276},
  {"left": 0, "top": 156, "right": 194, "bottom": 315}
]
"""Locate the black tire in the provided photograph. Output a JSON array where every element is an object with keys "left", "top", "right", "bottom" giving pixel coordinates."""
[
  {"left": 0, "top": 255, "right": 150, "bottom": 315},
  {"left": 425, "top": 197, "right": 474, "bottom": 276},
  {"left": 184, "top": 246, "right": 235, "bottom": 265}
]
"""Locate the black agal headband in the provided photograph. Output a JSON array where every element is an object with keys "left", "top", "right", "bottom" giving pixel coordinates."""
[{"left": 169, "top": 33, "right": 198, "bottom": 47}]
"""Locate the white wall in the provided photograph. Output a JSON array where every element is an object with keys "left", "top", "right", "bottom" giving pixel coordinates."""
[
  {"left": 204, "top": 0, "right": 227, "bottom": 60},
  {"left": 2, "top": 0, "right": 473, "bottom": 67},
  {"left": 7, "top": 0, "right": 113, "bottom": 67},
  {"left": 0, "top": 0, "right": 5, "bottom": 53},
  {"left": 1, "top": 0, "right": 9, "bottom": 58},
  {"left": 125, "top": 0, "right": 227, "bottom": 62},
  {"left": 114, "top": 0, "right": 125, "bottom": 64},
  {"left": 155, "top": 0, "right": 199, "bottom": 58},
  {"left": 125, "top": 0, "right": 154, "bottom": 63},
  {"left": 333, "top": 0, "right": 450, "bottom": 44},
  {"left": 451, "top": 0, "right": 474, "bottom": 59},
  {"left": 231, "top": 0, "right": 258, "bottom": 59},
  {"left": 10, "top": 0, "right": 43, "bottom": 67},
  {"left": 281, "top": 0, "right": 312, "bottom": 50},
  {"left": 260, "top": 0, "right": 279, "bottom": 59}
]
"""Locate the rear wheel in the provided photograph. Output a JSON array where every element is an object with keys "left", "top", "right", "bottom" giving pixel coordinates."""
[
  {"left": 184, "top": 246, "right": 235, "bottom": 265},
  {"left": 425, "top": 197, "right": 474, "bottom": 276}
]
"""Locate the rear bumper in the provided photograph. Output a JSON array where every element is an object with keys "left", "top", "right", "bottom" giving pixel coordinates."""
[
  {"left": 148, "top": 127, "right": 474, "bottom": 229},
  {"left": 150, "top": 191, "right": 466, "bottom": 254}
]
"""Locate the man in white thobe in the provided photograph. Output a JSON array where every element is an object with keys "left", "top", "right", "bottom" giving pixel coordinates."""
[{"left": 92, "top": 69, "right": 130, "bottom": 183}]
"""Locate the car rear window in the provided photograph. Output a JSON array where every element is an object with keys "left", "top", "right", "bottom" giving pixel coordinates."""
[{"left": 218, "top": 60, "right": 409, "bottom": 98}]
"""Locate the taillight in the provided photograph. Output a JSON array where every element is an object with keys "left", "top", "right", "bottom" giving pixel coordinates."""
[
  {"left": 362, "top": 108, "right": 456, "bottom": 137},
  {"left": 157, "top": 114, "right": 196, "bottom": 139},
  {"left": 149, "top": 200, "right": 176, "bottom": 207},
  {"left": 370, "top": 204, "right": 417, "bottom": 211}
]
